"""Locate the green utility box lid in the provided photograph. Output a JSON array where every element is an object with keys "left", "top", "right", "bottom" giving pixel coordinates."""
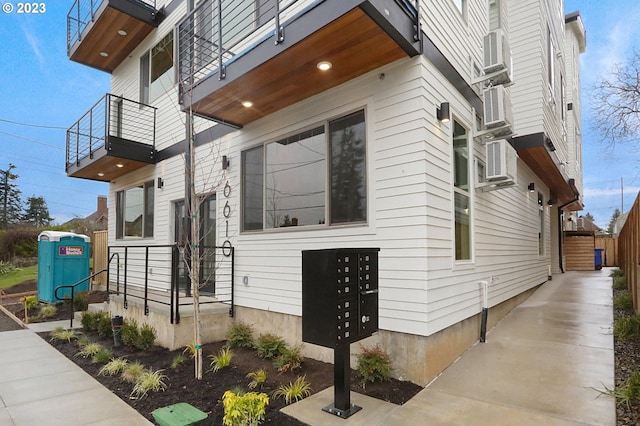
[{"left": 152, "top": 403, "right": 207, "bottom": 426}]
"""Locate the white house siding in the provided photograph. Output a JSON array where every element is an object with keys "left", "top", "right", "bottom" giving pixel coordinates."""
[{"left": 564, "top": 15, "right": 585, "bottom": 194}]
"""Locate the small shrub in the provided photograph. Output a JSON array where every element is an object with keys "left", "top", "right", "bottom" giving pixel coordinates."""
[
  {"left": 272, "top": 375, "right": 312, "bottom": 404},
  {"left": 170, "top": 354, "right": 185, "bottom": 369},
  {"left": 122, "top": 361, "right": 146, "bottom": 384},
  {"left": 76, "top": 342, "right": 104, "bottom": 358},
  {"left": 92, "top": 348, "right": 113, "bottom": 364},
  {"left": 121, "top": 318, "right": 140, "bottom": 348},
  {"left": 222, "top": 390, "right": 269, "bottom": 426},
  {"left": 208, "top": 347, "right": 233, "bottom": 372},
  {"left": 614, "top": 276, "right": 628, "bottom": 291},
  {"left": 135, "top": 323, "right": 157, "bottom": 350},
  {"left": 255, "top": 333, "right": 287, "bottom": 360},
  {"left": 599, "top": 369, "right": 640, "bottom": 407},
  {"left": 247, "top": 369, "right": 267, "bottom": 390},
  {"left": 73, "top": 291, "right": 87, "bottom": 311},
  {"left": 38, "top": 304, "right": 58, "bottom": 320},
  {"left": 96, "top": 311, "right": 113, "bottom": 338},
  {"left": 21, "top": 295, "right": 37, "bottom": 310},
  {"left": 49, "top": 327, "right": 76, "bottom": 343},
  {"left": 614, "top": 290, "right": 634, "bottom": 311},
  {"left": 76, "top": 334, "right": 90, "bottom": 348},
  {"left": 614, "top": 315, "right": 640, "bottom": 340},
  {"left": 183, "top": 343, "right": 197, "bottom": 359},
  {"left": 80, "top": 311, "right": 98, "bottom": 332},
  {"left": 274, "top": 344, "right": 304, "bottom": 373},
  {"left": 226, "top": 322, "right": 255, "bottom": 348},
  {"left": 610, "top": 268, "right": 625, "bottom": 278},
  {"left": 131, "top": 369, "right": 168, "bottom": 399},
  {"left": 99, "top": 358, "right": 129, "bottom": 376},
  {"left": 356, "top": 345, "right": 392, "bottom": 384}
]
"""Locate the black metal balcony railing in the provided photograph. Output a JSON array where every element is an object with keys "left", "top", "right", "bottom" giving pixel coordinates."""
[
  {"left": 178, "top": 0, "right": 316, "bottom": 92},
  {"left": 67, "top": 0, "right": 157, "bottom": 54},
  {"left": 66, "top": 93, "right": 157, "bottom": 168}
]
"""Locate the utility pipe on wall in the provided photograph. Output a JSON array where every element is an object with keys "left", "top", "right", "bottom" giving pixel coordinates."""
[{"left": 479, "top": 280, "right": 489, "bottom": 343}]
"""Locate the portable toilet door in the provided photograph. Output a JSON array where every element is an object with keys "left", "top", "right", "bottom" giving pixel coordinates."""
[{"left": 37, "top": 231, "right": 91, "bottom": 303}]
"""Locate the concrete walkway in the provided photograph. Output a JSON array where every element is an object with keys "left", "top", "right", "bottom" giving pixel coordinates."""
[
  {"left": 0, "top": 321, "right": 152, "bottom": 426},
  {"left": 284, "top": 270, "right": 616, "bottom": 425}
]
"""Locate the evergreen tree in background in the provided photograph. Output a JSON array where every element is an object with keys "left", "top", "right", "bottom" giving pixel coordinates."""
[
  {"left": 23, "top": 196, "right": 53, "bottom": 228},
  {"left": 0, "top": 164, "right": 22, "bottom": 229},
  {"left": 608, "top": 208, "right": 621, "bottom": 235}
]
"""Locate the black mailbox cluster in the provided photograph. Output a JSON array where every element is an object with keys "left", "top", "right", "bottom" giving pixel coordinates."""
[{"left": 302, "top": 248, "right": 380, "bottom": 348}]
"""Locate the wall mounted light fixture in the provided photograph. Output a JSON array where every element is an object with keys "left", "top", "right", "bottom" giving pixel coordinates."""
[
  {"left": 157, "top": 177, "right": 164, "bottom": 189},
  {"left": 528, "top": 183, "right": 535, "bottom": 192},
  {"left": 222, "top": 155, "right": 230, "bottom": 170},
  {"left": 436, "top": 102, "right": 450, "bottom": 122},
  {"left": 547, "top": 199, "right": 555, "bottom": 206}
]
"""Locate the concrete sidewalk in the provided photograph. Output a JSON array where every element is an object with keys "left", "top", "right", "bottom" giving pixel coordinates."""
[
  {"left": 0, "top": 325, "right": 152, "bottom": 426},
  {"left": 284, "top": 270, "right": 616, "bottom": 425}
]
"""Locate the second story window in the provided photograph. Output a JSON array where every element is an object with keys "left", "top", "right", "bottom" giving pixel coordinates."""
[
  {"left": 140, "top": 31, "right": 175, "bottom": 104},
  {"left": 547, "top": 25, "right": 555, "bottom": 96}
]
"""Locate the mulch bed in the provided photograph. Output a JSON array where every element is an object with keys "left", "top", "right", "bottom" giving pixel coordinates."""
[
  {"left": 613, "top": 284, "right": 640, "bottom": 425},
  {"left": 0, "top": 280, "right": 422, "bottom": 424}
]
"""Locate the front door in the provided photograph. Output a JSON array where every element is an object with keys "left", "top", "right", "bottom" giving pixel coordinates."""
[{"left": 174, "top": 195, "right": 217, "bottom": 296}]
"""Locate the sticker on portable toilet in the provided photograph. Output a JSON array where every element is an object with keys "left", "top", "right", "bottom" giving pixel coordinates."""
[{"left": 59, "top": 246, "right": 83, "bottom": 256}]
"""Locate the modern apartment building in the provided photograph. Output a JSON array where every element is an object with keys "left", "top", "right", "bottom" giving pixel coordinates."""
[{"left": 65, "top": 0, "right": 586, "bottom": 385}]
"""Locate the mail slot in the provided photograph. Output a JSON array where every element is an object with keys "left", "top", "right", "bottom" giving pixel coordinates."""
[{"left": 302, "top": 248, "right": 380, "bottom": 348}]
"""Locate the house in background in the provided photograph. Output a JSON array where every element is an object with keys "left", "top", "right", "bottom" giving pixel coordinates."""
[{"left": 64, "top": 0, "right": 586, "bottom": 385}]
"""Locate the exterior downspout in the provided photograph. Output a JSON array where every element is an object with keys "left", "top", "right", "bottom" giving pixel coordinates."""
[{"left": 557, "top": 179, "right": 581, "bottom": 273}]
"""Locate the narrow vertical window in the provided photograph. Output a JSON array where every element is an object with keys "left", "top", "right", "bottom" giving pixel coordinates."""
[
  {"left": 115, "top": 181, "right": 154, "bottom": 239},
  {"left": 242, "top": 146, "right": 264, "bottom": 231},
  {"left": 453, "top": 120, "right": 471, "bottom": 261},
  {"left": 330, "top": 111, "right": 367, "bottom": 224},
  {"left": 140, "top": 52, "right": 150, "bottom": 104},
  {"left": 547, "top": 25, "right": 555, "bottom": 93},
  {"left": 538, "top": 192, "right": 544, "bottom": 255}
]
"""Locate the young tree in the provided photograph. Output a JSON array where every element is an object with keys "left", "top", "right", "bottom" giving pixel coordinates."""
[
  {"left": 592, "top": 51, "right": 640, "bottom": 144},
  {"left": 583, "top": 212, "right": 595, "bottom": 222},
  {"left": 0, "top": 164, "right": 22, "bottom": 229},
  {"left": 22, "top": 196, "right": 53, "bottom": 227}
]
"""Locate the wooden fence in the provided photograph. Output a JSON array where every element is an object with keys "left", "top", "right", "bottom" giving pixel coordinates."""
[
  {"left": 92, "top": 230, "right": 108, "bottom": 289},
  {"left": 595, "top": 237, "right": 618, "bottom": 267},
  {"left": 619, "top": 193, "right": 640, "bottom": 310}
]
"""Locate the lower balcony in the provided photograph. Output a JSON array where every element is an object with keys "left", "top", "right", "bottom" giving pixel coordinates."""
[
  {"left": 66, "top": 94, "right": 157, "bottom": 182},
  {"left": 511, "top": 133, "right": 582, "bottom": 210}
]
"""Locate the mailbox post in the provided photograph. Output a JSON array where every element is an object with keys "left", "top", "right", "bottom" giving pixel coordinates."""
[{"left": 302, "top": 248, "right": 380, "bottom": 419}]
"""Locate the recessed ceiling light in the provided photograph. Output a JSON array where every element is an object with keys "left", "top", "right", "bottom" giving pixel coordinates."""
[
  {"left": 97, "top": 172, "right": 105, "bottom": 177},
  {"left": 317, "top": 61, "right": 332, "bottom": 71},
  {"left": 100, "top": 52, "right": 108, "bottom": 57},
  {"left": 117, "top": 29, "right": 127, "bottom": 36},
  {"left": 241, "top": 101, "right": 253, "bottom": 108},
  {"left": 116, "top": 163, "right": 124, "bottom": 168}
]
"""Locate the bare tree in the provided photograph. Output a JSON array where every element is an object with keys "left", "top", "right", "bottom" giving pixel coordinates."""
[{"left": 592, "top": 51, "right": 640, "bottom": 144}]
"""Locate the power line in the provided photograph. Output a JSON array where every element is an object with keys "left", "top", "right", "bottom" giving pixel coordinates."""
[
  {"left": 0, "top": 131, "right": 65, "bottom": 151},
  {"left": 0, "top": 118, "right": 66, "bottom": 130}
]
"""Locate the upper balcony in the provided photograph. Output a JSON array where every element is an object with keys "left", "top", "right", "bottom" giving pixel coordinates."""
[
  {"left": 177, "top": 0, "right": 421, "bottom": 127},
  {"left": 67, "top": 0, "right": 162, "bottom": 73},
  {"left": 66, "top": 94, "right": 157, "bottom": 182}
]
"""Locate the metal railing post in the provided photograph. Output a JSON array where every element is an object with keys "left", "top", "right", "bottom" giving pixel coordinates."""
[
  {"left": 123, "top": 246, "right": 128, "bottom": 308},
  {"left": 230, "top": 246, "right": 235, "bottom": 317},
  {"left": 218, "top": 0, "right": 225, "bottom": 79},
  {"left": 144, "top": 246, "right": 149, "bottom": 315}
]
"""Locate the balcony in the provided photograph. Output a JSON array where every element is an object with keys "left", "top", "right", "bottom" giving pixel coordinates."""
[
  {"left": 66, "top": 94, "right": 157, "bottom": 182},
  {"left": 67, "top": 0, "right": 162, "bottom": 73},
  {"left": 177, "top": 0, "right": 421, "bottom": 127}
]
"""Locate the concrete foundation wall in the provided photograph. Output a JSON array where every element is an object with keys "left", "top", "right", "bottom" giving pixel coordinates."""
[{"left": 105, "top": 284, "right": 539, "bottom": 384}]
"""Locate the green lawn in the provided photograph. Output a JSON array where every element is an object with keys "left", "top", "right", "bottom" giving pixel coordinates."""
[{"left": 0, "top": 265, "right": 37, "bottom": 290}]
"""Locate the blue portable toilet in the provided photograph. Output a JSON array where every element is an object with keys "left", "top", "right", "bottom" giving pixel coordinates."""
[{"left": 37, "top": 231, "right": 91, "bottom": 303}]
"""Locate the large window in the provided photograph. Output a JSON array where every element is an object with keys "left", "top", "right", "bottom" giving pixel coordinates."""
[
  {"left": 116, "top": 181, "right": 154, "bottom": 239},
  {"left": 140, "top": 31, "right": 174, "bottom": 103},
  {"left": 242, "top": 110, "right": 367, "bottom": 231},
  {"left": 453, "top": 120, "right": 471, "bottom": 261}
]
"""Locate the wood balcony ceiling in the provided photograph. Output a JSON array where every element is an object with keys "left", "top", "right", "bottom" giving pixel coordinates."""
[
  {"left": 68, "top": 2, "right": 158, "bottom": 73},
  {"left": 67, "top": 152, "right": 152, "bottom": 183},
  {"left": 190, "top": 7, "right": 409, "bottom": 127}
]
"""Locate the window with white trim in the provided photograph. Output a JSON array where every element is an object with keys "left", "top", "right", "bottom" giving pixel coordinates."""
[
  {"left": 140, "top": 31, "right": 174, "bottom": 104},
  {"left": 116, "top": 181, "right": 154, "bottom": 239},
  {"left": 241, "top": 110, "right": 367, "bottom": 231},
  {"left": 453, "top": 120, "right": 471, "bottom": 260}
]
